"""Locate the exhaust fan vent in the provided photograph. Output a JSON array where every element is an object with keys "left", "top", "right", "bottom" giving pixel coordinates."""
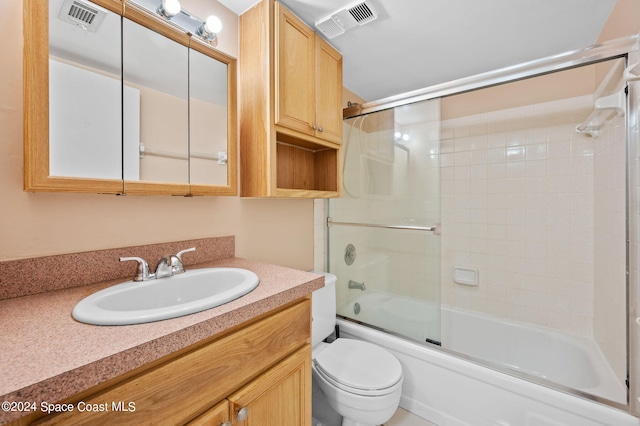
[
  {"left": 58, "top": 0, "right": 107, "bottom": 32},
  {"left": 315, "top": 1, "right": 378, "bottom": 39},
  {"left": 348, "top": 2, "right": 377, "bottom": 25},
  {"left": 315, "top": 18, "right": 346, "bottom": 39}
]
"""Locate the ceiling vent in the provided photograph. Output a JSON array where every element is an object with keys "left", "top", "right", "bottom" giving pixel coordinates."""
[
  {"left": 315, "top": 1, "right": 379, "bottom": 39},
  {"left": 57, "top": 0, "right": 107, "bottom": 32}
]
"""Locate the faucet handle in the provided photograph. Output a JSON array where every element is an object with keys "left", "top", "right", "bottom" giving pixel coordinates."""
[
  {"left": 172, "top": 247, "right": 195, "bottom": 274},
  {"left": 176, "top": 247, "right": 196, "bottom": 262},
  {"left": 120, "top": 256, "right": 154, "bottom": 282}
]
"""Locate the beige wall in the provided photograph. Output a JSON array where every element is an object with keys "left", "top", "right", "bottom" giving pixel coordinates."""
[
  {"left": 0, "top": 0, "right": 314, "bottom": 269},
  {"left": 441, "top": 66, "right": 596, "bottom": 120},
  {"left": 597, "top": 0, "right": 640, "bottom": 43}
]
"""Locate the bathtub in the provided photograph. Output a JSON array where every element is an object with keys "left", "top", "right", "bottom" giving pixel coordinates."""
[{"left": 337, "top": 291, "right": 638, "bottom": 426}]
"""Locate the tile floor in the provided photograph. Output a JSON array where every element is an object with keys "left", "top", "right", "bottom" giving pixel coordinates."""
[{"left": 385, "top": 408, "right": 437, "bottom": 426}]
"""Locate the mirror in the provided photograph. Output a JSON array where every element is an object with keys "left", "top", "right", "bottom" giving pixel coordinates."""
[
  {"left": 48, "top": 0, "right": 122, "bottom": 181},
  {"left": 123, "top": 15, "right": 190, "bottom": 193},
  {"left": 189, "top": 45, "right": 229, "bottom": 187},
  {"left": 24, "top": 0, "right": 237, "bottom": 195}
]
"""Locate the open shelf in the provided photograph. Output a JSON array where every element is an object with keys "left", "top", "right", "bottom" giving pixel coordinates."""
[{"left": 276, "top": 134, "right": 339, "bottom": 195}]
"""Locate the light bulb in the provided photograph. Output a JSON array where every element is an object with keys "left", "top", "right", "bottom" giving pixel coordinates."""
[
  {"left": 159, "top": 0, "right": 181, "bottom": 18},
  {"left": 204, "top": 15, "right": 222, "bottom": 34}
]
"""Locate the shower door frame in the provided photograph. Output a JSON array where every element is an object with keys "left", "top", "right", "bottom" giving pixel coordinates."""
[
  {"left": 627, "top": 41, "right": 640, "bottom": 417},
  {"left": 340, "top": 34, "right": 640, "bottom": 416}
]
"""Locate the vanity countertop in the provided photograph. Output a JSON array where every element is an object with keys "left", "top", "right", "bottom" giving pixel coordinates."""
[{"left": 0, "top": 257, "right": 323, "bottom": 424}]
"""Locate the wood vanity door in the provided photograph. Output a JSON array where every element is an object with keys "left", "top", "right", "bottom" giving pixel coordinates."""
[
  {"left": 314, "top": 36, "right": 343, "bottom": 145},
  {"left": 275, "top": 3, "right": 316, "bottom": 136},
  {"left": 227, "top": 347, "right": 312, "bottom": 425}
]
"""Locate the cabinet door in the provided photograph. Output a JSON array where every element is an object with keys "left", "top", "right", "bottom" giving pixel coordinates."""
[
  {"left": 228, "top": 347, "right": 311, "bottom": 426},
  {"left": 187, "top": 400, "right": 230, "bottom": 426},
  {"left": 276, "top": 3, "right": 316, "bottom": 136},
  {"left": 315, "top": 36, "right": 343, "bottom": 145}
]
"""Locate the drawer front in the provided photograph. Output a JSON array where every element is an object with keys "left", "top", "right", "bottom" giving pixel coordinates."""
[{"left": 36, "top": 298, "right": 311, "bottom": 425}]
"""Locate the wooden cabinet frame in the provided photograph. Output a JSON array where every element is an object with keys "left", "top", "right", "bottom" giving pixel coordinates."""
[{"left": 239, "top": 0, "right": 343, "bottom": 198}]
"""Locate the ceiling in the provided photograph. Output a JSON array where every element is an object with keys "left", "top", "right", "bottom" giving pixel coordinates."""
[
  {"left": 220, "top": 0, "right": 617, "bottom": 103},
  {"left": 51, "top": 0, "right": 228, "bottom": 104}
]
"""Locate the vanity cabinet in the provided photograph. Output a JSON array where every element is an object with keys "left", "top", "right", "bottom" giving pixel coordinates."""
[
  {"left": 239, "top": 0, "right": 343, "bottom": 198},
  {"left": 26, "top": 298, "right": 311, "bottom": 426}
]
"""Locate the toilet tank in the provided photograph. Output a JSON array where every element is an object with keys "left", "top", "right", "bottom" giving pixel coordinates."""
[{"left": 311, "top": 272, "right": 337, "bottom": 347}]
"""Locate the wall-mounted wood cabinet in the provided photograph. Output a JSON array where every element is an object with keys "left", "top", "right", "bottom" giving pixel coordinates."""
[
  {"left": 24, "top": 0, "right": 237, "bottom": 196},
  {"left": 276, "top": 6, "right": 343, "bottom": 145},
  {"left": 240, "top": 0, "right": 343, "bottom": 198}
]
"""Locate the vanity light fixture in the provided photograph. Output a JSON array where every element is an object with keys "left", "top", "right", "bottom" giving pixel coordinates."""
[
  {"left": 131, "top": 0, "right": 222, "bottom": 44},
  {"left": 197, "top": 15, "right": 222, "bottom": 43},
  {"left": 158, "top": 0, "right": 181, "bottom": 18}
]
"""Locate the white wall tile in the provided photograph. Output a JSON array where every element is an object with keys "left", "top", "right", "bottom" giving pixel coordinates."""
[{"left": 440, "top": 94, "right": 617, "bottom": 339}]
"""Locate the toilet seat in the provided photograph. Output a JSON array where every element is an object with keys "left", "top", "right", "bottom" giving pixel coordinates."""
[{"left": 313, "top": 338, "right": 403, "bottom": 396}]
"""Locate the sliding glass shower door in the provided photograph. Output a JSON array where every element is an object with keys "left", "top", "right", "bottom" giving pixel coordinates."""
[
  {"left": 328, "top": 99, "right": 441, "bottom": 344},
  {"left": 331, "top": 54, "right": 631, "bottom": 407}
]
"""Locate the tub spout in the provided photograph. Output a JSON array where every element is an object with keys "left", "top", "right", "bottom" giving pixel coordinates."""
[{"left": 348, "top": 280, "right": 366, "bottom": 291}]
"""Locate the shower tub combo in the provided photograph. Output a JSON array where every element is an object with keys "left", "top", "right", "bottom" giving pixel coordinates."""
[{"left": 326, "top": 34, "right": 640, "bottom": 425}]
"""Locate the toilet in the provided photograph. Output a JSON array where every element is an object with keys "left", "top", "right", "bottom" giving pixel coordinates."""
[{"left": 312, "top": 272, "right": 403, "bottom": 426}]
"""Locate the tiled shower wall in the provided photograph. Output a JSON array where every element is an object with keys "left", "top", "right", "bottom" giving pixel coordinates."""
[{"left": 440, "top": 94, "right": 625, "bottom": 342}]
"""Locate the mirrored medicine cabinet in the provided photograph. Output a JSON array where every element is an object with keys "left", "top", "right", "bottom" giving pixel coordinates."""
[{"left": 24, "top": 0, "right": 237, "bottom": 196}]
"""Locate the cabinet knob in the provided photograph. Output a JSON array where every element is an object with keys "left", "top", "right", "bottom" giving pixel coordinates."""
[
  {"left": 318, "top": 125, "right": 324, "bottom": 132},
  {"left": 236, "top": 407, "right": 249, "bottom": 422},
  {"left": 312, "top": 124, "right": 318, "bottom": 131}
]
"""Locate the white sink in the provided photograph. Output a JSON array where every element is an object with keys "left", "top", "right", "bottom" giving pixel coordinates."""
[{"left": 72, "top": 268, "right": 260, "bottom": 325}]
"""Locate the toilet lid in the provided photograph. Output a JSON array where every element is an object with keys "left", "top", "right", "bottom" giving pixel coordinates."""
[{"left": 314, "top": 338, "right": 402, "bottom": 392}]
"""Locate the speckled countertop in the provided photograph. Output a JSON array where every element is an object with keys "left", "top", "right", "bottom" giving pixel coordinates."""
[{"left": 0, "top": 257, "right": 323, "bottom": 424}]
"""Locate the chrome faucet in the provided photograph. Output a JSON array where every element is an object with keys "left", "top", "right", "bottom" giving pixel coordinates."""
[
  {"left": 348, "top": 280, "right": 366, "bottom": 291},
  {"left": 120, "top": 247, "right": 196, "bottom": 282},
  {"left": 155, "top": 247, "right": 196, "bottom": 279}
]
